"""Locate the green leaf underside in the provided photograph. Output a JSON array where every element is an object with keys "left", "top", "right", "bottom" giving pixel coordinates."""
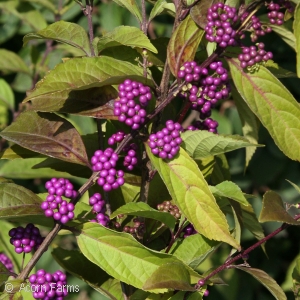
[
  {"left": 97, "top": 26, "right": 157, "bottom": 53},
  {"left": 31, "top": 86, "right": 118, "bottom": 119},
  {"left": 0, "top": 49, "right": 30, "bottom": 75},
  {"left": 146, "top": 146, "right": 240, "bottom": 249},
  {"left": 110, "top": 202, "right": 177, "bottom": 230},
  {"left": 76, "top": 223, "right": 199, "bottom": 291},
  {"left": 23, "top": 57, "right": 149, "bottom": 103},
  {"left": 181, "top": 130, "right": 260, "bottom": 160},
  {"left": 235, "top": 267, "right": 287, "bottom": 300},
  {"left": 0, "top": 183, "right": 43, "bottom": 218},
  {"left": 210, "top": 181, "right": 249, "bottom": 206},
  {"left": 228, "top": 58, "right": 300, "bottom": 161},
  {"left": 259, "top": 191, "right": 300, "bottom": 225},
  {"left": 294, "top": 3, "right": 300, "bottom": 77},
  {"left": 0, "top": 111, "right": 90, "bottom": 166},
  {"left": 171, "top": 234, "right": 218, "bottom": 269},
  {"left": 23, "top": 21, "right": 91, "bottom": 56},
  {"left": 167, "top": 15, "right": 204, "bottom": 77},
  {"left": 190, "top": 0, "right": 219, "bottom": 29},
  {"left": 52, "top": 248, "right": 123, "bottom": 300},
  {"left": 111, "top": 0, "right": 142, "bottom": 22},
  {"left": 231, "top": 85, "right": 259, "bottom": 167}
]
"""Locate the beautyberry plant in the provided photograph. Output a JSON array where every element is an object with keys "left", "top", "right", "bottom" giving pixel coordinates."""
[{"left": 0, "top": 0, "right": 300, "bottom": 299}]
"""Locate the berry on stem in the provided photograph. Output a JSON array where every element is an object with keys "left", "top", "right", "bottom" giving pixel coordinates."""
[
  {"left": 9, "top": 224, "right": 44, "bottom": 254},
  {"left": 29, "top": 269, "right": 68, "bottom": 299},
  {"left": 90, "top": 148, "right": 125, "bottom": 191},
  {"left": 148, "top": 120, "right": 183, "bottom": 159}
]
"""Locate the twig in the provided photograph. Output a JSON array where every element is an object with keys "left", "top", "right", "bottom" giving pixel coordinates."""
[
  {"left": 85, "top": 0, "right": 95, "bottom": 56},
  {"left": 183, "top": 214, "right": 300, "bottom": 299}
]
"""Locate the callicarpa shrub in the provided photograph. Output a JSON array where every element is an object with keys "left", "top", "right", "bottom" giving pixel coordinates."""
[{"left": 0, "top": 0, "right": 300, "bottom": 299}]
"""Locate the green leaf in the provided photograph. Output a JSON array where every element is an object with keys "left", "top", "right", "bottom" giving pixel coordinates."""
[
  {"left": 259, "top": 191, "right": 300, "bottom": 225},
  {"left": 23, "top": 21, "right": 91, "bottom": 56},
  {"left": 265, "top": 60, "right": 298, "bottom": 78},
  {"left": 190, "top": 0, "right": 219, "bottom": 29},
  {"left": 146, "top": 146, "right": 240, "bottom": 249},
  {"left": 15, "top": 8, "right": 47, "bottom": 31},
  {"left": 210, "top": 181, "right": 249, "bottom": 206},
  {"left": 110, "top": 202, "right": 177, "bottom": 230},
  {"left": 0, "top": 79, "right": 14, "bottom": 111},
  {"left": 0, "top": 144, "right": 45, "bottom": 160},
  {"left": 31, "top": 86, "right": 118, "bottom": 119},
  {"left": 211, "top": 154, "right": 231, "bottom": 185},
  {"left": 149, "top": 0, "right": 175, "bottom": 21},
  {"left": 143, "top": 262, "right": 196, "bottom": 291},
  {"left": 235, "top": 267, "right": 287, "bottom": 300},
  {"left": 0, "top": 13, "right": 19, "bottom": 45},
  {"left": 111, "top": 0, "right": 142, "bottom": 22},
  {"left": 228, "top": 58, "right": 300, "bottom": 162},
  {"left": 0, "top": 158, "right": 85, "bottom": 180},
  {"left": 181, "top": 130, "right": 261, "bottom": 160},
  {"left": 231, "top": 85, "right": 259, "bottom": 167},
  {"left": 294, "top": 3, "right": 300, "bottom": 77},
  {"left": 286, "top": 179, "right": 300, "bottom": 194},
  {"left": 0, "top": 111, "right": 90, "bottom": 166},
  {"left": 76, "top": 223, "right": 199, "bottom": 291},
  {"left": 292, "top": 257, "right": 300, "bottom": 283},
  {"left": 171, "top": 234, "right": 218, "bottom": 269},
  {"left": 22, "top": 0, "right": 57, "bottom": 12},
  {"left": 167, "top": 15, "right": 204, "bottom": 77},
  {"left": 268, "top": 24, "right": 296, "bottom": 49},
  {"left": 97, "top": 26, "right": 157, "bottom": 53},
  {"left": 23, "top": 56, "right": 149, "bottom": 103},
  {"left": 0, "top": 183, "right": 43, "bottom": 220},
  {"left": 52, "top": 247, "right": 123, "bottom": 300},
  {"left": 0, "top": 49, "right": 30, "bottom": 75}
]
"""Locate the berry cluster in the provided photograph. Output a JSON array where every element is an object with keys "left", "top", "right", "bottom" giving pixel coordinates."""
[
  {"left": 123, "top": 143, "right": 138, "bottom": 171},
  {"left": 89, "top": 193, "right": 110, "bottom": 226},
  {"left": 182, "top": 224, "right": 197, "bottom": 238},
  {"left": 0, "top": 252, "right": 14, "bottom": 272},
  {"left": 113, "top": 79, "right": 151, "bottom": 129},
  {"left": 187, "top": 118, "right": 219, "bottom": 133},
  {"left": 91, "top": 148, "right": 125, "bottom": 191},
  {"left": 240, "top": 13, "right": 272, "bottom": 42},
  {"left": 41, "top": 178, "right": 76, "bottom": 224},
  {"left": 205, "top": 3, "right": 238, "bottom": 47},
  {"left": 267, "top": 2, "right": 284, "bottom": 25},
  {"left": 178, "top": 61, "right": 229, "bottom": 124},
  {"left": 157, "top": 201, "right": 181, "bottom": 219},
  {"left": 148, "top": 120, "right": 182, "bottom": 159},
  {"left": 44, "top": 178, "right": 77, "bottom": 199},
  {"left": 29, "top": 269, "right": 68, "bottom": 300},
  {"left": 122, "top": 218, "right": 145, "bottom": 238},
  {"left": 177, "top": 61, "right": 202, "bottom": 83},
  {"left": 238, "top": 43, "right": 273, "bottom": 70},
  {"left": 9, "top": 224, "right": 44, "bottom": 254},
  {"left": 108, "top": 131, "right": 125, "bottom": 146}
]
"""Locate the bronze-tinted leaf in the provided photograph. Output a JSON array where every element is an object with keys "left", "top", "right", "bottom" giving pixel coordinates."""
[
  {"left": 0, "top": 111, "right": 90, "bottom": 166},
  {"left": 190, "top": 0, "right": 220, "bottom": 29},
  {"left": 31, "top": 86, "right": 118, "bottom": 119},
  {"left": 167, "top": 15, "right": 204, "bottom": 76},
  {"left": 259, "top": 191, "right": 300, "bottom": 225}
]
